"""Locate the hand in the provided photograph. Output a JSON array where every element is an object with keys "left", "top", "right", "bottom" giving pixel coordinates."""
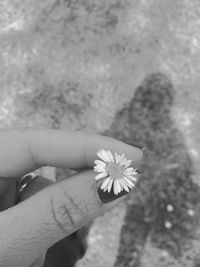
[{"left": 0, "top": 128, "right": 143, "bottom": 267}]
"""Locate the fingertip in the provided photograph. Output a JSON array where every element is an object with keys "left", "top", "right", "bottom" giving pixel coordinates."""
[
  {"left": 125, "top": 145, "right": 144, "bottom": 169},
  {"left": 88, "top": 135, "right": 144, "bottom": 169}
]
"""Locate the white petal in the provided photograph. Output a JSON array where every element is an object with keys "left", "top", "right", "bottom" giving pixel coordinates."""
[
  {"left": 123, "top": 176, "right": 135, "bottom": 188},
  {"left": 113, "top": 180, "right": 118, "bottom": 195},
  {"left": 114, "top": 152, "right": 121, "bottom": 164},
  {"left": 118, "top": 179, "right": 125, "bottom": 192},
  {"left": 122, "top": 157, "right": 128, "bottom": 165},
  {"left": 95, "top": 172, "right": 108, "bottom": 180},
  {"left": 117, "top": 180, "right": 123, "bottom": 193},
  {"left": 120, "top": 153, "right": 125, "bottom": 161},
  {"left": 133, "top": 169, "right": 138, "bottom": 175},
  {"left": 101, "top": 149, "right": 112, "bottom": 162},
  {"left": 123, "top": 159, "right": 132, "bottom": 168},
  {"left": 123, "top": 167, "right": 134, "bottom": 175},
  {"left": 97, "top": 149, "right": 110, "bottom": 162},
  {"left": 107, "top": 178, "right": 113, "bottom": 192},
  {"left": 94, "top": 166, "right": 107, "bottom": 173},
  {"left": 119, "top": 178, "right": 130, "bottom": 192},
  {"left": 106, "top": 150, "right": 114, "bottom": 162},
  {"left": 119, "top": 154, "right": 126, "bottom": 166},
  {"left": 113, "top": 180, "right": 121, "bottom": 195},
  {"left": 94, "top": 160, "right": 106, "bottom": 168},
  {"left": 101, "top": 178, "right": 111, "bottom": 190},
  {"left": 126, "top": 175, "right": 137, "bottom": 182},
  {"left": 129, "top": 168, "right": 138, "bottom": 175},
  {"left": 125, "top": 167, "right": 134, "bottom": 172},
  {"left": 94, "top": 163, "right": 106, "bottom": 170}
]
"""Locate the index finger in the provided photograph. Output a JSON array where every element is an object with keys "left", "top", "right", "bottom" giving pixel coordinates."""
[{"left": 0, "top": 128, "right": 143, "bottom": 177}]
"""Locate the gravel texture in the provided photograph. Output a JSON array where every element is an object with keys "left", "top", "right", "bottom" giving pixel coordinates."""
[{"left": 1, "top": 1, "right": 200, "bottom": 267}]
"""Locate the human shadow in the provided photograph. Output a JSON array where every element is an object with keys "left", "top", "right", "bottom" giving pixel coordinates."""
[{"left": 104, "top": 73, "right": 200, "bottom": 266}]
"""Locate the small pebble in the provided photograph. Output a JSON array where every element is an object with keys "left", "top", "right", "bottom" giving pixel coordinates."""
[
  {"left": 165, "top": 221, "right": 172, "bottom": 229},
  {"left": 166, "top": 204, "right": 174, "bottom": 212},
  {"left": 189, "top": 148, "right": 199, "bottom": 160},
  {"left": 161, "top": 250, "right": 168, "bottom": 258},
  {"left": 187, "top": 209, "right": 195, "bottom": 217}
]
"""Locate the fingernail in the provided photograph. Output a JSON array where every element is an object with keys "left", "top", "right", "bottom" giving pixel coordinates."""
[
  {"left": 97, "top": 187, "right": 130, "bottom": 204},
  {"left": 124, "top": 141, "right": 146, "bottom": 151}
]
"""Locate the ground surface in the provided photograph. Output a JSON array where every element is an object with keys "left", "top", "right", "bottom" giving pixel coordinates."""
[{"left": 1, "top": 1, "right": 200, "bottom": 267}]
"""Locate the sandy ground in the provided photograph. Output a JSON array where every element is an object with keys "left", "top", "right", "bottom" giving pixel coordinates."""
[{"left": 1, "top": 1, "right": 200, "bottom": 266}]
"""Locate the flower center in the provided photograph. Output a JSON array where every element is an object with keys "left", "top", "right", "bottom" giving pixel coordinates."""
[{"left": 106, "top": 163, "right": 123, "bottom": 179}]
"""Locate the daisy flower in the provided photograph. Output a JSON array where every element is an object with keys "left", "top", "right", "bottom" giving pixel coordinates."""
[{"left": 94, "top": 149, "right": 138, "bottom": 195}]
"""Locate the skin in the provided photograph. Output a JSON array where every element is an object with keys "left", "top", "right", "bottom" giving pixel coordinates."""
[{"left": 0, "top": 128, "right": 143, "bottom": 267}]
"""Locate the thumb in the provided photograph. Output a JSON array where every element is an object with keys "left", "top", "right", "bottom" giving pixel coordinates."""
[{"left": 0, "top": 169, "right": 132, "bottom": 267}]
